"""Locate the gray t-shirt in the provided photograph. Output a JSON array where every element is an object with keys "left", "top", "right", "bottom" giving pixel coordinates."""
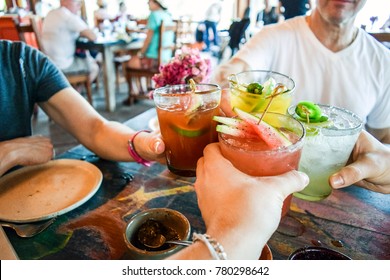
[{"left": 0, "top": 41, "right": 70, "bottom": 141}]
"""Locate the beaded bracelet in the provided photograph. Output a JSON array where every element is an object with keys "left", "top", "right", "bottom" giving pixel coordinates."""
[
  {"left": 192, "top": 233, "right": 227, "bottom": 260},
  {"left": 127, "top": 130, "right": 153, "bottom": 167}
]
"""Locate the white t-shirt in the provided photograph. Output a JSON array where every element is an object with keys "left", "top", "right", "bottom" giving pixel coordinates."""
[
  {"left": 42, "top": 7, "right": 89, "bottom": 69},
  {"left": 231, "top": 16, "right": 390, "bottom": 129},
  {"left": 205, "top": 1, "right": 222, "bottom": 23}
]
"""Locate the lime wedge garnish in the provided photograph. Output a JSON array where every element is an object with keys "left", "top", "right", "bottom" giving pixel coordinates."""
[{"left": 171, "top": 125, "right": 206, "bottom": 137}]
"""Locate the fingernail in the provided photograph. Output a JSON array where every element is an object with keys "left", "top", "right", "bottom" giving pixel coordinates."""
[
  {"left": 154, "top": 140, "right": 163, "bottom": 153},
  {"left": 330, "top": 174, "right": 344, "bottom": 188},
  {"left": 298, "top": 171, "right": 309, "bottom": 185}
]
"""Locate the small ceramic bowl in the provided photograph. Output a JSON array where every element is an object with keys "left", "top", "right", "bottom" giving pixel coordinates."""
[
  {"left": 124, "top": 208, "right": 191, "bottom": 260},
  {"left": 288, "top": 246, "right": 351, "bottom": 260},
  {"left": 259, "top": 244, "right": 273, "bottom": 260}
]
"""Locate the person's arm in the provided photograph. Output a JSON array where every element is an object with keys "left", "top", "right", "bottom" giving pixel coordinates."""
[
  {"left": 365, "top": 125, "right": 390, "bottom": 145},
  {"left": 212, "top": 57, "right": 251, "bottom": 88},
  {"left": 39, "top": 88, "right": 165, "bottom": 163},
  {"left": 168, "top": 143, "right": 309, "bottom": 260},
  {"left": 330, "top": 130, "right": 390, "bottom": 194},
  {"left": 80, "top": 28, "right": 97, "bottom": 41},
  {"left": 0, "top": 136, "right": 54, "bottom": 177},
  {"left": 139, "top": 29, "right": 153, "bottom": 56}
]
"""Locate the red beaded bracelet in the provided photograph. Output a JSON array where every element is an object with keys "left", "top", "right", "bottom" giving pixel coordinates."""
[{"left": 127, "top": 130, "right": 153, "bottom": 167}]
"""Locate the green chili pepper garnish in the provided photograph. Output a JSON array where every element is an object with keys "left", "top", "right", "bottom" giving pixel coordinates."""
[
  {"left": 247, "top": 82, "right": 264, "bottom": 94},
  {"left": 295, "top": 101, "right": 322, "bottom": 122}
]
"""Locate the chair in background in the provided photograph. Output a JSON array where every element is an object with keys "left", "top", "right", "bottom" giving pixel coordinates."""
[
  {"left": 369, "top": 32, "right": 390, "bottom": 48},
  {"left": 227, "top": 18, "right": 250, "bottom": 57},
  {"left": 124, "top": 21, "right": 178, "bottom": 105},
  {"left": 0, "top": 16, "right": 21, "bottom": 41}
]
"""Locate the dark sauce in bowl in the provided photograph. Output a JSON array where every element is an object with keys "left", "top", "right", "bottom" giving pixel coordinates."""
[
  {"left": 288, "top": 246, "right": 351, "bottom": 260},
  {"left": 133, "top": 219, "right": 180, "bottom": 251}
]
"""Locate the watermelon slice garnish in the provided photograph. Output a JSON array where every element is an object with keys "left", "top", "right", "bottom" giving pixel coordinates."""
[{"left": 213, "top": 108, "right": 292, "bottom": 149}]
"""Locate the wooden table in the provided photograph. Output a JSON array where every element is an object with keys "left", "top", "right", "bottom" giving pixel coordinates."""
[
  {"left": 3, "top": 109, "right": 390, "bottom": 260},
  {"left": 76, "top": 37, "right": 143, "bottom": 112}
]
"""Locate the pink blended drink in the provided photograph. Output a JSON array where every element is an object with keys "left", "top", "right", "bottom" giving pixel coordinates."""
[{"left": 217, "top": 112, "right": 305, "bottom": 217}]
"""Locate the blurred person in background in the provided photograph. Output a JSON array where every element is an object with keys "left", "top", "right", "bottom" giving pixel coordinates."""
[
  {"left": 126, "top": 0, "right": 174, "bottom": 69},
  {"left": 42, "top": 0, "right": 99, "bottom": 82},
  {"left": 94, "top": 0, "right": 113, "bottom": 28},
  {"left": 203, "top": 0, "right": 224, "bottom": 51}
]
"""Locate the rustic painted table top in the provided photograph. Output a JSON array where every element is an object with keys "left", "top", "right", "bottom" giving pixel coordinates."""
[{"left": 5, "top": 109, "right": 389, "bottom": 260}]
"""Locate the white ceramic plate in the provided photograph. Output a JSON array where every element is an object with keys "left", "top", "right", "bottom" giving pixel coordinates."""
[
  {"left": 148, "top": 116, "right": 160, "bottom": 131},
  {"left": 0, "top": 159, "right": 102, "bottom": 223}
]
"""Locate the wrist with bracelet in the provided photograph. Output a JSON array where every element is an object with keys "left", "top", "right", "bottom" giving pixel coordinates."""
[
  {"left": 127, "top": 130, "right": 153, "bottom": 167},
  {"left": 192, "top": 233, "right": 227, "bottom": 260}
]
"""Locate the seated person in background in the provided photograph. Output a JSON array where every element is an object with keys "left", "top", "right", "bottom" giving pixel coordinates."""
[
  {"left": 0, "top": 41, "right": 165, "bottom": 178},
  {"left": 169, "top": 135, "right": 390, "bottom": 259},
  {"left": 213, "top": 0, "right": 390, "bottom": 144},
  {"left": 41, "top": 0, "right": 99, "bottom": 82},
  {"left": 127, "top": 0, "right": 174, "bottom": 70},
  {"left": 116, "top": 1, "right": 133, "bottom": 22},
  {"left": 94, "top": 0, "right": 113, "bottom": 29}
]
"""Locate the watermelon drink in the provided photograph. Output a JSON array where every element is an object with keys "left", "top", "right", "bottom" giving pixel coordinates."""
[
  {"left": 215, "top": 108, "right": 305, "bottom": 217},
  {"left": 288, "top": 102, "right": 363, "bottom": 201},
  {"left": 228, "top": 70, "right": 295, "bottom": 114},
  {"left": 153, "top": 83, "right": 221, "bottom": 177}
]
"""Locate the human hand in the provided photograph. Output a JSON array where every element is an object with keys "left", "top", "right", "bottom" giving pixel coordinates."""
[
  {"left": 132, "top": 130, "right": 166, "bottom": 164},
  {"left": 219, "top": 88, "right": 235, "bottom": 117},
  {"left": 330, "top": 130, "right": 390, "bottom": 194},
  {"left": 0, "top": 136, "right": 54, "bottom": 177},
  {"left": 194, "top": 143, "right": 309, "bottom": 259}
]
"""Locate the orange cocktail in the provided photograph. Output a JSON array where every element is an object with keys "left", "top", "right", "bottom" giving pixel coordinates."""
[
  {"left": 153, "top": 83, "right": 221, "bottom": 177},
  {"left": 217, "top": 111, "right": 305, "bottom": 216}
]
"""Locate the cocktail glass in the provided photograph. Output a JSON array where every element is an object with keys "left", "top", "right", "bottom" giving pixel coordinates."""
[
  {"left": 218, "top": 112, "right": 305, "bottom": 217},
  {"left": 153, "top": 83, "right": 221, "bottom": 177},
  {"left": 288, "top": 104, "right": 363, "bottom": 201},
  {"left": 228, "top": 70, "right": 295, "bottom": 114}
]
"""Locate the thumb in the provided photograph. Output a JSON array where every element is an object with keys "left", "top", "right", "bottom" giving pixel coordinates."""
[
  {"left": 135, "top": 131, "right": 165, "bottom": 160},
  {"left": 329, "top": 163, "right": 364, "bottom": 189},
  {"left": 273, "top": 170, "right": 309, "bottom": 198}
]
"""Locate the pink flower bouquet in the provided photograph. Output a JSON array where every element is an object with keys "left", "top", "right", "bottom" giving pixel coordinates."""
[{"left": 152, "top": 46, "right": 212, "bottom": 88}]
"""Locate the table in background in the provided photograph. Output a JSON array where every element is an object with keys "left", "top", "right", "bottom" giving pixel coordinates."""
[
  {"left": 76, "top": 37, "right": 143, "bottom": 112},
  {"left": 4, "top": 109, "right": 390, "bottom": 260}
]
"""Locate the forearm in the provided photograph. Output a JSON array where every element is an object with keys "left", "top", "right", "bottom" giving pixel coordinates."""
[
  {"left": 0, "top": 141, "right": 17, "bottom": 177},
  {"left": 168, "top": 229, "right": 267, "bottom": 260},
  {"left": 365, "top": 126, "right": 390, "bottom": 145},
  {"left": 140, "top": 30, "right": 153, "bottom": 55},
  {"left": 79, "top": 120, "right": 136, "bottom": 162},
  {"left": 211, "top": 58, "right": 250, "bottom": 88},
  {"left": 80, "top": 29, "right": 97, "bottom": 41}
]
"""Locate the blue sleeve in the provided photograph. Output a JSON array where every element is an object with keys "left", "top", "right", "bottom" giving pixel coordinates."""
[{"left": 24, "top": 44, "right": 70, "bottom": 102}]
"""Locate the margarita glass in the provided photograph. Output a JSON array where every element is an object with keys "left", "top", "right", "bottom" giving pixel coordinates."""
[
  {"left": 288, "top": 104, "right": 363, "bottom": 201},
  {"left": 228, "top": 70, "right": 295, "bottom": 114},
  {"left": 153, "top": 83, "right": 221, "bottom": 177}
]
